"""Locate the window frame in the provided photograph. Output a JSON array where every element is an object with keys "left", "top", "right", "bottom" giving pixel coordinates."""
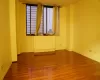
[
  {"left": 26, "top": 4, "right": 58, "bottom": 36},
  {"left": 26, "top": 4, "right": 37, "bottom": 36}
]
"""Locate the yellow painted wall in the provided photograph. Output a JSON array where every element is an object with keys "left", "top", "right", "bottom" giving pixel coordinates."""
[
  {"left": 16, "top": 1, "right": 34, "bottom": 53},
  {"left": 9, "top": 0, "right": 17, "bottom": 61},
  {"left": 34, "top": 36, "right": 56, "bottom": 52},
  {"left": 70, "top": 0, "right": 100, "bottom": 62},
  {"left": 0, "top": 0, "right": 12, "bottom": 79},
  {"left": 16, "top": 1, "right": 70, "bottom": 54},
  {"left": 56, "top": 6, "right": 70, "bottom": 50}
]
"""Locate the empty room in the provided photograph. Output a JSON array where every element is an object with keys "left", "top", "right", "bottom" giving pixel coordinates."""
[{"left": 0, "top": 0, "right": 100, "bottom": 80}]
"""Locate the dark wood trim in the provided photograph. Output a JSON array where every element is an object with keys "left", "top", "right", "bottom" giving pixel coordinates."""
[
  {"left": 26, "top": 34, "right": 55, "bottom": 36},
  {"left": 26, "top": 4, "right": 37, "bottom": 6},
  {"left": 43, "top": 34, "right": 55, "bottom": 36},
  {"left": 44, "top": 5, "right": 53, "bottom": 8},
  {"left": 12, "top": 61, "right": 17, "bottom": 63},
  {"left": 26, "top": 4, "right": 54, "bottom": 8},
  {"left": 26, "top": 34, "right": 35, "bottom": 36},
  {"left": 17, "top": 53, "right": 22, "bottom": 56}
]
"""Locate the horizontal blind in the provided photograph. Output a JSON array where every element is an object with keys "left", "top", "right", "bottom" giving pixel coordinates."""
[
  {"left": 26, "top": 5, "right": 31, "bottom": 34},
  {"left": 26, "top": 5, "right": 43, "bottom": 35},
  {"left": 31, "top": 6, "right": 37, "bottom": 34}
]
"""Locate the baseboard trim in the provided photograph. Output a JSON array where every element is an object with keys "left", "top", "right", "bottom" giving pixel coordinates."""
[
  {"left": 17, "top": 52, "right": 34, "bottom": 56},
  {"left": 12, "top": 61, "right": 17, "bottom": 63}
]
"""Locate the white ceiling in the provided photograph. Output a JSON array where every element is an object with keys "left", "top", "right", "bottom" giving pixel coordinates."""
[{"left": 19, "top": 0, "right": 81, "bottom": 6}]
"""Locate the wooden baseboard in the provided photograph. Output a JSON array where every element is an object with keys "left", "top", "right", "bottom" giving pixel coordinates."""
[{"left": 12, "top": 61, "right": 17, "bottom": 63}]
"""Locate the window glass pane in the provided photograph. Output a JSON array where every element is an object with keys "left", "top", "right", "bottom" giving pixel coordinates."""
[{"left": 47, "top": 8, "right": 53, "bottom": 34}]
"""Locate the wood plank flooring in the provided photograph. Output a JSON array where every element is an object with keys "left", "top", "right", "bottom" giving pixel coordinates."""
[{"left": 4, "top": 50, "right": 100, "bottom": 80}]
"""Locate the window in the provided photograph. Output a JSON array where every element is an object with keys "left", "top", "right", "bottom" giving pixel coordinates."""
[{"left": 26, "top": 4, "right": 59, "bottom": 36}]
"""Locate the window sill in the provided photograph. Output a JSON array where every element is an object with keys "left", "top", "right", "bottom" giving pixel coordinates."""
[{"left": 26, "top": 34, "right": 55, "bottom": 36}]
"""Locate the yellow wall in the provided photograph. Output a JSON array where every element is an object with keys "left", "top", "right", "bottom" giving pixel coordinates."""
[
  {"left": 9, "top": 0, "right": 17, "bottom": 61},
  {"left": 16, "top": 1, "right": 70, "bottom": 54},
  {"left": 70, "top": 0, "right": 100, "bottom": 62},
  {"left": 56, "top": 6, "right": 70, "bottom": 50},
  {"left": 0, "top": 0, "right": 12, "bottom": 79},
  {"left": 16, "top": 1, "right": 34, "bottom": 53}
]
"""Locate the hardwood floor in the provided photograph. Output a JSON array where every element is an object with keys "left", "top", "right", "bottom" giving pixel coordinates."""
[{"left": 4, "top": 50, "right": 100, "bottom": 80}]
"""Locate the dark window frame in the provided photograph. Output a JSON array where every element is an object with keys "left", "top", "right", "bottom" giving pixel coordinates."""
[
  {"left": 26, "top": 4, "right": 57, "bottom": 36},
  {"left": 26, "top": 4, "right": 37, "bottom": 36}
]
